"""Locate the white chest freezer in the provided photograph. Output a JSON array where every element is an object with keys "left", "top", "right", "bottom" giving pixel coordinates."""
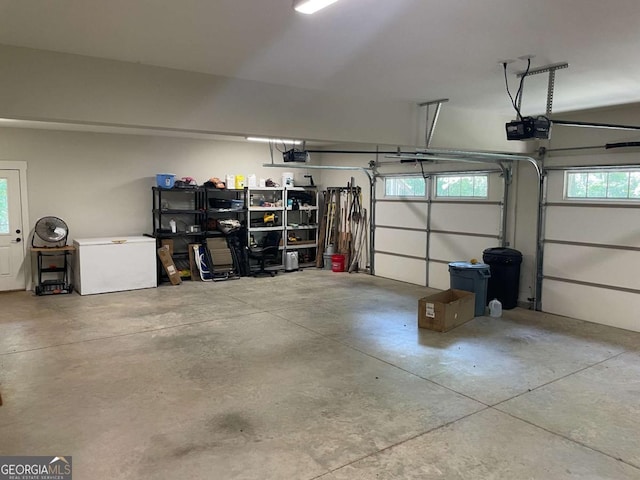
[{"left": 73, "top": 236, "right": 157, "bottom": 295}]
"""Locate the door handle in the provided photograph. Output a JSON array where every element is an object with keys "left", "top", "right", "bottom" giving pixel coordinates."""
[{"left": 11, "top": 238, "right": 22, "bottom": 243}]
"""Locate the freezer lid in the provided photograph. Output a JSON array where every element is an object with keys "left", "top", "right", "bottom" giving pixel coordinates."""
[{"left": 73, "top": 236, "right": 155, "bottom": 246}]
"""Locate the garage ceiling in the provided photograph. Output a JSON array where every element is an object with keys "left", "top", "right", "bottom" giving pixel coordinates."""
[{"left": 0, "top": 0, "right": 639, "bottom": 115}]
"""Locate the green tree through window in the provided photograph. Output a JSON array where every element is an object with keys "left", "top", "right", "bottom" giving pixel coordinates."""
[
  {"left": 0, "top": 179, "right": 8, "bottom": 234},
  {"left": 566, "top": 170, "right": 640, "bottom": 200},
  {"left": 436, "top": 175, "right": 488, "bottom": 198},
  {"left": 385, "top": 177, "right": 426, "bottom": 197}
]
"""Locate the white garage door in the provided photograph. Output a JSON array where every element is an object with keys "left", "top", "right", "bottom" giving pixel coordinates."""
[
  {"left": 542, "top": 168, "right": 640, "bottom": 332},
  {"left": 373, "top": 171, "right": 504, "bottom": 288}
]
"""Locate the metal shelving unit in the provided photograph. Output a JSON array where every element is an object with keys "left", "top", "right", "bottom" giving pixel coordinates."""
[
  {"left": 284, "top": 186, "right": 319, "bottom": 268},
  {"left": 151, "top": 186, "right": 247, "bottom": 281},
  {"left": 246, "top": 186, "right": 285, "bottom": 270}
]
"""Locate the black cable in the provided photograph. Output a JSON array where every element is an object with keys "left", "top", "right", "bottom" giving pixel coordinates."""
[
  {"left": 503, "top": 63, "right": 519, "bottom": 120},
  {"left": 605, "top": 141, "right": 640, "bottom": 150},
  {"left": 273, "top": 141, "right": 285, "bottom": 153},
  {"left": 514, "top": 58, "right": 531, "bottom": 119}
]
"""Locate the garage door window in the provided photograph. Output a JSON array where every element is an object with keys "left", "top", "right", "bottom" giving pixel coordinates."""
[
  {"left": 565, "top": 170, "right": 640, "bottom": 200},
  {"left": 385, "top": 177, "right": 426, "bottom": 197},
  {"left": 435, "top": 174, "right": 488, "bottom": 198}
]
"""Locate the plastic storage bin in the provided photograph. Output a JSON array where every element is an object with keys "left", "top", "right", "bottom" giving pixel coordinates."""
[
  {"left": 156, "top": 173, "right": 176, "bottom": 189},
  {"left": 482, "top": 247, "right": 523, "bottom": 309},
  {"left": 448, "top": 261, "right": 491, "bottom": 316}
]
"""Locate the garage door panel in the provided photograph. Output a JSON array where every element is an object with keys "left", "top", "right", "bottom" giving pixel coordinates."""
[
  {"left": 430, "top": 203, "right": 500, "bottom": 234},
  {"left": 375, "top": 227, "right": 426, "bottom": 258},
  {"left": 543, "top": 279, "right": 640, "bottom": 332},
  {"left": 546, "top": 206, "right": 640, "bottom": 247},
  {"left": 376, "top": 202, "right": 428, "bottom": 229},
  {"left": 375, "top": 253, "right": 426, "bottom": 286},
  {"left": 430, "top": 233, "right": 496, "bottom": 263},
  {"left": 544, "top": 243, "right": 639, "bottom": 290},
  {"left": 428, "top": 262, "right": 450, "bottom": 290}
]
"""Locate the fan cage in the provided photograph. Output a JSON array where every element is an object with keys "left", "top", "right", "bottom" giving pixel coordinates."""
[{"left": 32, "top": 216, "right": 70, "bottom": 248}]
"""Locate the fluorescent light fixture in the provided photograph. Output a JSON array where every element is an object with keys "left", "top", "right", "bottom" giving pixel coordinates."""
[
  {"left": 246, "top": 137, "right": 301, "bottom": 144},
  {"left": 293, "top": 0, "right": 339, "bottom": 14}
]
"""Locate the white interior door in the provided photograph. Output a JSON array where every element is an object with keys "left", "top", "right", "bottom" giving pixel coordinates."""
[{"left": 0, "top": 169, "right": 25, "bottom": 291}]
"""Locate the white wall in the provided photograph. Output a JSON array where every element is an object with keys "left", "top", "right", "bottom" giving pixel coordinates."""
[
  {"left": 0, "top": 45, "right": 529, "bottom": 150},
  {"left": 0, "top": 127, "right": 320, "bottom": 240},
  {"left": 0, "top": 45, "right": 418, "bottom": 146}
]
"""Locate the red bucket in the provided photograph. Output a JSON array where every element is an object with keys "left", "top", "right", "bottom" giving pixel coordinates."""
[{"left": 331, "top": 254, "right": 345, "bottom": 272}]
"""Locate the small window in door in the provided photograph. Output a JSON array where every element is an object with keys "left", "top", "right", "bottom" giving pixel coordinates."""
[
  {"left": 0, "top": 179, "right": 8, "bottom": 234},
  {"left": 385, "top": 177, "right": 426, "bottom": 197},
  {"left": 565, "top": 170, "right": 640, "bottom": 200},
  {"left": 435, "top": 174, "right": 488, "bottom": 198}
]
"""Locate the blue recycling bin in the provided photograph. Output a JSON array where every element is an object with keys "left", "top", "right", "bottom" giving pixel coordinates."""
[{"left": 448, "top": 261, "right": 491, "bottom": 317}]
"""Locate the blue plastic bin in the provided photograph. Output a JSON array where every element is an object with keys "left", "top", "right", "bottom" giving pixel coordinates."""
[
  {"left": 156, "top": 173, "right": 176, "bottom": 189},
  {"left": 448, "top": 261, "right": 491, "bottom": 316}
]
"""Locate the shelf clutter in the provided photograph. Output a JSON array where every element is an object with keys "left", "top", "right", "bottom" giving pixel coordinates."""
[{"left": 151, "top": 182, "right": 319, "bottom": 283}]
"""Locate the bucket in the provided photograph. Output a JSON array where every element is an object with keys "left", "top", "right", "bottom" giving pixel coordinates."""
[
  {"left": 323, "top": 253, "right": 332, "bottom": 270},
  {"left": 331, "top": 254, "right": 345, "bottom": 272},
  {"left": 156, "top": 173, "right": 176, "bottom": 189}
]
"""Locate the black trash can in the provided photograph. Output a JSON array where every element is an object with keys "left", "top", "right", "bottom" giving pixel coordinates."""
[{"left": 482, "top": 247, "right": 522, "bottom": 310}]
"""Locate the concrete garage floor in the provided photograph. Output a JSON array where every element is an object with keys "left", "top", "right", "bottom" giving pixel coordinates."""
[{"left": 1, "top": 271, "right": 639, "bottom": 479}]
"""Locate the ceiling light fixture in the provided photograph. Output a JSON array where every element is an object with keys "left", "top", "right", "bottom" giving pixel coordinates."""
[
  {"left": 293, "top": 0, "right": 339, "bottom": 14},
  {"left": 246, "top": 137, "right": 301, "bottom": 144}
]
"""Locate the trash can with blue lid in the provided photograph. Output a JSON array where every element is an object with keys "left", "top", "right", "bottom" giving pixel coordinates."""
[{"left": 448, "top": 261, "right": 491, "bottom": 317}]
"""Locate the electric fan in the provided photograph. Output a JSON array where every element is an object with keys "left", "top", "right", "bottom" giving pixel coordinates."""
[
  {"left": 32, "top": 216, "right": 69, "bottom": 248},
  {"left": 32, "top": 216, "right": 73, "bottom": 295}
]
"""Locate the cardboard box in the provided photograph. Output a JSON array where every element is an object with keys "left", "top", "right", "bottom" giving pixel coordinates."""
[
  {"left": 161, "top": 239, "right": 174, "bottom": 256},
  {"left": 157, "top": 245, "right": 182, "bottom": 285},
  {"left": 418, "top": 289, "right": 475, "bottom": 332}
]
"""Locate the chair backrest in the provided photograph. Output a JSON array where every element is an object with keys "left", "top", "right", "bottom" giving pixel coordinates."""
[{"left": 262, "top": 231, "right": 282, "bottom": 258}]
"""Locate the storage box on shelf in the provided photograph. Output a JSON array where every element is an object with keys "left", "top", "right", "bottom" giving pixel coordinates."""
[
  {"left": 246, "top": 186, "right": 285, "bottom": 271},
  {"left": 284, "top": 186, "right": 319, "bottom": 268}
]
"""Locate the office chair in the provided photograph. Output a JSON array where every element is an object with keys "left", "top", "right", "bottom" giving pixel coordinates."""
[{"left": 248, "top": 231, "right": 282, "bottom": 277}]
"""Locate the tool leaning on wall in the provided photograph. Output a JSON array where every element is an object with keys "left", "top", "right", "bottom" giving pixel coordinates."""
[{"left": 317, "top": 180, "right": 369, "bottom": 272}]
